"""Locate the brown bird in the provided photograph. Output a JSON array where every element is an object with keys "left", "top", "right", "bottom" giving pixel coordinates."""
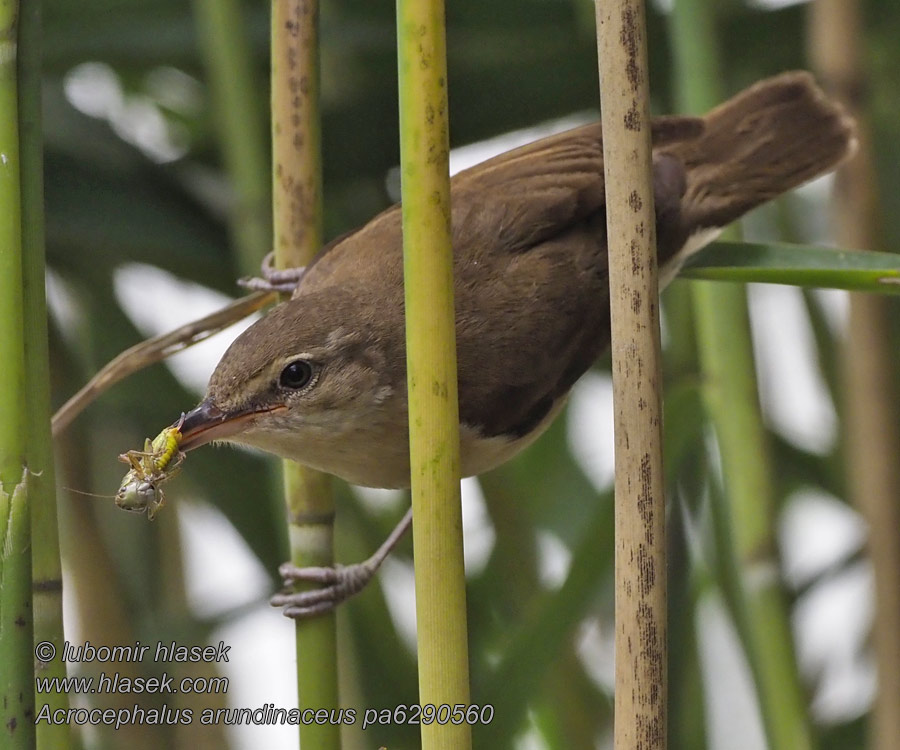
[{"left": 177, "top": 71, "right": 855, "bottom": 616}]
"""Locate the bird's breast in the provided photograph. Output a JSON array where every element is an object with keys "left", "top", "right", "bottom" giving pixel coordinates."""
[
  {"left": 233, "top": 396, "right": 566, "bottom": 489},
  {"left": 458, "top": 396, "right": 567, "bottom": 478}
]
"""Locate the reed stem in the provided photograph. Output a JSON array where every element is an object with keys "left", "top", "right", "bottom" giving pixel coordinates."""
[
  {"left": 17, "top": 0, "right": 70, "bottom": 745},
  {"left": 0, "top": 2, "right": 35, "bottom": 746},
  {"left": 271, "top": 2, "right": 340, "bottom": 748},
  {"left": 595, "top": 1, "right": 667, "bottom": 746},
  {"left": 396, "top": 1, "right": 472, "bottom": 748}
]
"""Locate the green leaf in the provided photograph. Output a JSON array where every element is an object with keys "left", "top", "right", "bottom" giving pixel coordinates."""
[{"left": 682, "top": 240, "right": 900, "bottom": 293}]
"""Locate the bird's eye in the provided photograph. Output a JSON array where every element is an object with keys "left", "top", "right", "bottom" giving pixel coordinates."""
[{"left": 279, "top": 360, "right": 314, "bottom": 390}]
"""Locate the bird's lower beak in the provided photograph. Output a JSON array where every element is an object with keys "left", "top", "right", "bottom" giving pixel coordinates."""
[{"left": 178, "top": 398, "right": 285, "bottom": 451}]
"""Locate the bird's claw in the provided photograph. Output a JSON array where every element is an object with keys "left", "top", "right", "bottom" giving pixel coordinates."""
[
  {"left": 269, "top": 509, "right": 413, "bottom": 619},
  {"left": 270, "top": 562, "right": 377, "bottom": 619},
  {"left": 238, "top": 251, "right": 306, "bottom": 294}
]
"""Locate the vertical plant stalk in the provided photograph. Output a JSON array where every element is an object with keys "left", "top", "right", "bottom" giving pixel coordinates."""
[
  {"left": 810, "top": 3, "right": 900, "bottom": 749},
  {"left": 192, "top": 0, "right": 271, "bottom": 276},
  {"left": 396, "top": 2, "right": 471, "bottom": 749},
  {"left": 669, "top": 2, "right": 816, "bottom": 749},
  {"left": 0, "top": 479, "right": 31, "bottom": 748},
  {"left": 271, "top": 2, "right": 340, "bottom": 748},
  {"left": 17, "top": 0, "right": 70, "bottom": 746},
  {"left": 595, "top": 2, "right": 667, "bottom": 747},
  {"left": 0, "top": 2, "right": 35, "bottom": 747}
]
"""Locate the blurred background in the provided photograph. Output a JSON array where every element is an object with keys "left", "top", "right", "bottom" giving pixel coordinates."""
[{"left": 41, "top": 0, "right": 900, "bottom": 748}]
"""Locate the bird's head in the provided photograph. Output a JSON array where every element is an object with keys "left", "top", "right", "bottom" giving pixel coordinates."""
[{"left": 178, "top": 292, "right": 405, "bottom": 482}]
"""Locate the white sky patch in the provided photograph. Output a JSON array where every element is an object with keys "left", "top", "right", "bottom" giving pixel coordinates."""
[
  {"left": 566, "top": 372, "right": 616, "bottom": 493},
  {"left": 790, "top": 173, "right": 838, "bottom": 244},
  {"left": 352, "top": 485, "right": 406, "bottom": 513},
  {"left": 747, "top": 0, "right": 810, "bottom": 9},
  {"left": 698, "top": 593, "right": 767, "bottom": 750},
  {"left": 779, "top": 489, "right": 866, "bottom": 589},
  {"left": 462, "top": 476, "right": 496, "bottom": 576},
  {"left": 144, "top": 66, "right": 204, "bottom": 118},
  {"left": 45, "top": 268, "right": 85, "bottom": 349},
  {"left": 748, "top": 283, "right": 838, "bottom": 454},
  {"left": 380, "top": 556, "right": 418, "bottom": 653},
  {"left": 794, "top": 560, "right": 875, "bottom": 722},
  {"left": 216, "top": 610, "right": 298, "bottom": 750},
  {"left": 64, "top": 61, "right": 190, "bottom": 163},
  {"left": 514, "top": 717, "right": 558, "bottom": 750},
  {"left": 576, "top": 618, "right": 615, "bottom": 693},
  {"left": 64, "top": 61, "right": 120, "bottom": 119},
  {"left": 779, "top": 491, "right": 873, "bottom": 721},
  {"left": 113, "top": 262, "right": 261, "bottom": 396},
  {"left": 536, "top": 530, "right": 572, "bottom": 590},
  {"left": 811, "top": 288, "right": 849, "bottom": 337},
  {"left": 178, "top": 499, "right": 272, "bottom": 619}
]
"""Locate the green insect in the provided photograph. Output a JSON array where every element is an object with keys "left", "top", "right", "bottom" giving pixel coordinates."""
[{"left": 116, "top": 415, "right": 185, "bottom": 520}]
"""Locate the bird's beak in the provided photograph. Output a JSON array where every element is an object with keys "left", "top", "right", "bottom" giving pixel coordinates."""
[{"left": 178, "top": 398, "right": 286, "bottom": 452}]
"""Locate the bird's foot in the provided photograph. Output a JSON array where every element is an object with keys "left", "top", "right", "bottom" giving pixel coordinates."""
[
  {"left": 238, "top": 251, "right": 306, "bottom": 294},
  {"left": 270, "top": 561, "right": 378, "bottom": 619},
  {"left": 270, "top": 508, "right": 413, "bottom": 619}
]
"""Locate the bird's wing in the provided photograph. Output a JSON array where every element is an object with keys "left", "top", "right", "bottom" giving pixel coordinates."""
[{"left": 449, "top": 117, "right": 703, "bottom": 255}]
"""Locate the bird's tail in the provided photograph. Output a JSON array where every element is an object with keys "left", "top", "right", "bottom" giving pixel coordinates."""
[{"left": 667, "top": 71, "right": 857, "bottom": 232}]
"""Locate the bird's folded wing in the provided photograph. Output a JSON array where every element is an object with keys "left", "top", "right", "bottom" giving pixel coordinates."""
[{"left": 449, "top": 117, "right": 702, "bottom": 255}]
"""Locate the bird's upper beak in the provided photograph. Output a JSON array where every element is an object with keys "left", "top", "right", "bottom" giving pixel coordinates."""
[{"left": 178, "top": 398, "right": 286, "bottom": 451}]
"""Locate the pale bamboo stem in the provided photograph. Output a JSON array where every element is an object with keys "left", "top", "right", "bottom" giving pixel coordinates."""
[
  {"left": 271, "top": 2, "right": 340, "bottom": 749},
  {"left": 595, "top": 2, "right": 667, "bottom": 747}
]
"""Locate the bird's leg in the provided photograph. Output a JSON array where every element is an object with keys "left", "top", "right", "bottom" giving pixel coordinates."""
[
  {"left": 270, "top": 507, "right": 413, "bottom": 619},
  {"left": 238, "top": 251, "right": 307, "bottom": 294}
]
